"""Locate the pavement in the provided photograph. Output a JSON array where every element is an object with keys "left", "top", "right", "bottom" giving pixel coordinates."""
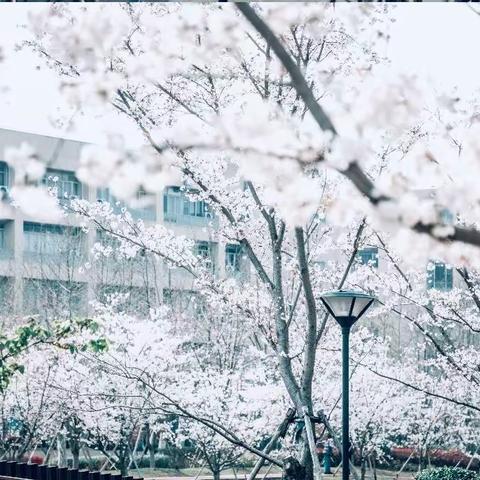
[{"left": 145, "top": 472, "right": 415, "bottom": 480}]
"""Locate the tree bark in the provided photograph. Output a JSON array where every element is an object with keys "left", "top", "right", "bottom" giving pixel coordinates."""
[
  {"left": 212, "top": 469, "right": 221, "bottom": 480},
  {"left": 57, "top": 432, "right": 68, "bottom": 468},
  {"left": 302, "top": 411, "right": 322, "bottom": 480},
  {"left": 72, "top": 446, "right": 80, "bottom": 470},
  {"left": 149, "top": 431, "right": 156, "bottom": 469}
]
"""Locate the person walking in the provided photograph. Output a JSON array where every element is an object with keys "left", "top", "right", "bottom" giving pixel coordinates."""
[{"left": 323, "top": 436, "right": 333, "bottom": 474}]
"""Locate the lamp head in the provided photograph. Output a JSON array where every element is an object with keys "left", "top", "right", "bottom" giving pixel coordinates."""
[{"left": 320, "top": 290, "right": 375, "bottom": 329}]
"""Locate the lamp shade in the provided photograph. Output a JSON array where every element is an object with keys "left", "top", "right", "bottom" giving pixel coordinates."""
[{"left": 320, "top": 290, "right": 375, "bottom": 322}]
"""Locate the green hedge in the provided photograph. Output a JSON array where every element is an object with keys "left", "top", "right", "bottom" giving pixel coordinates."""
[{"left": 415, "top": 467, "right": 479, "bottom": 480}]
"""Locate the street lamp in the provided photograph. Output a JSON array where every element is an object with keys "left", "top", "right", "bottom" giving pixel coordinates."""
[{"left": 319, "top": 290, "right": 375, "bottom": 480}]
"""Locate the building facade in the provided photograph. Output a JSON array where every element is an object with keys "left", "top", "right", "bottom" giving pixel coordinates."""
[
  {"left": 0, "top": 128, "right": 468, "bottom": 358},
  {"left": 0, "top": 128, "right": 246, "bottom": 323}
]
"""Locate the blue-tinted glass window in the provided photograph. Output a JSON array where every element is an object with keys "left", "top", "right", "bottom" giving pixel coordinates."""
[
  {"left": 43, "top": 169, "right": 82, "bottom": 200},
  {"left": 440, "top": 208, "right": 455, "bottom": 225},
  {"left": 357, "top": 247, "right": 379, "bottom": 268},
  {"left": 164, "top": 186, "right": 213, "bottom": 225},
  {"left": 23, "top": 222, "right": 82, "bottom": 256},
  {"left": 0, "top": 162, "right": 9, "bottom": 188},
  {"left": 195, "top": 241, "right": 215, "bottom": 271},
  {"left": 225, "top": 244, "right": 243, "bottom": 272},
  {"left": 427, "top": 261, "right": 453, "bottom": 290}
]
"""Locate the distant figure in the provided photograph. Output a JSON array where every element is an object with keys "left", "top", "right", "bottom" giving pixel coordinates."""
[{"left": 323, "top": 436, "right": 333, "bottom": 474}]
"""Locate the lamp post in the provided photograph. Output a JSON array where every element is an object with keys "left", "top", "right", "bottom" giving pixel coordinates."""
[{"left": 319, "top": 290, "right": 375, "bottom": 480}]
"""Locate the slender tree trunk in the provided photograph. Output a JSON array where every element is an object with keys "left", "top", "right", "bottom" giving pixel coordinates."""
[
  {"left": 57, "top": 432, "right": 68, "bottom": 468},
  {"left": 71, "top": 441, "right": 80, "bottom": 470},
  {"left": 301, "top": 412, "right": 322, "bottom": 480},
  {"left": 360, "top": 450, "right": 366, "bottom": 480},
  {"left": 303, "top": 451, "right": 313, "bottom": 480},
  {"left": 371, "top": 455, "right": 377, "bottom": 480},
  {"left": 149, "top": 442, "right": 156, "bottom": 469}
]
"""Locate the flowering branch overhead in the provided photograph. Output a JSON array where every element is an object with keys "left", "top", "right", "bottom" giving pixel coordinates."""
[{"left": 237, "top": 3, "right": 480, "bottom": 250}]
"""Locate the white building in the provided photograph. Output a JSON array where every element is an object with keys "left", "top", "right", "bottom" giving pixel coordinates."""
[
  {"left": 0, "top": 128, "right": 246, "bottom": 322},
  {"left": 0, "top": 128, "right": 466, "bottom": 358}
]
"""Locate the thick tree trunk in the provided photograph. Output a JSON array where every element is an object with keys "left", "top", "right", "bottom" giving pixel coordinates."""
[
  {"left": 117, "top": 443, "right": 130, "bottom": 477},
  {"left": 72, "top": 450, "right": 80, "bottom": 470},
  {"left": 302, "top": 451, "right": 313, "bottom": 480},
  {"left": 118, "top": 455, "right": 129, "bottom": 477},
  {"left": 212, "top": 469, "right": 221, "bottom": 480}
]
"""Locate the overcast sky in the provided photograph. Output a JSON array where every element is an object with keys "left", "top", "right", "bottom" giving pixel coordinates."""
[{"left": 0, "top": 4, "right": 479, "bottom": 147}]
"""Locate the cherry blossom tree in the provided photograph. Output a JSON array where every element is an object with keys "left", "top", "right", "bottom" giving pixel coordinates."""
[{"left": 0, "top": 4, "right": 478, "bottom": 480}]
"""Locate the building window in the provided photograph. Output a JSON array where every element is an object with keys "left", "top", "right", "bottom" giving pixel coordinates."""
[
  {"left": 0, "top": 162, "right": 9, "bottom": 189},
  {"left": 23, "top": 222, "right": 83, "bottom": 257},
  {"left": 43, "top": 169, "right": 82, "bottom": 201},
  {"left": 183, "top": 197, "right": 208, "bottom": 217},
  {"left": 427, "top": 261, "right": 453, "bottom": 291},
  {"left": 163, "top": 187, "right": 182, "bottom": 222},
  {"left": 440, "top": 208, "right": 455, "bottom": 225},
  {"left": 357, "top": 247, "right": 379, "bottom": 268},
  {"left": 195, "top": 241, "right": 215, "bottom": 271},
  {"left": 97, "top": 188, "right": 156, "bottom": 221},
  {"left": 225, "top": 244, "right": 243, "bottom": 273},
  {"left": 97, "top": 187, "right": 115, "bottom": 203},
  {"left": 0, "top": 223, "right": 13, "bottom": 259},
  {"left": 130, "top": 189, "right": 156, "bottom": 221},
  {"left": 164, "top": 186, "right": 214, "bottom": 225}
]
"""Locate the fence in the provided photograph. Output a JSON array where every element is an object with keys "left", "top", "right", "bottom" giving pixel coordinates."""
[{"left": 0, "top": 461, "right": 143, "bottom": 480}]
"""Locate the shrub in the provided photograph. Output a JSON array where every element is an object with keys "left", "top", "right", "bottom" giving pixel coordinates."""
[
  {"left": 415, "top": 467, "right": 479, "bottom": 480},
  {"left": 78, "top": 458, "right": 104, "bottom": 471},
  {"left": 135, "top": 454, "right": 175, "bottom": 469}
]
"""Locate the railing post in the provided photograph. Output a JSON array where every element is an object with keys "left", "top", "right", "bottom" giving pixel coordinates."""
[
  {"left": 0, "top": 461, "right": 8, "bottom": 476},
  {"left": 78, "top": 470, "right": 89, "bottom": 480},
  {"left": 17, "top": 463, "right": 28, "bottom": 478},
  {"left": 27, "top": 462, "right": 39, "bottom": 480},
  {"left": 57, "top": 466, "right": 68, "bottom": 480},
  {"left": 88, "top": 471, "right": 101, "bottom": 480},
  {"left": 46, "top": 465, "right": 57, "bottom": 480},
  {"left": 37, "top": 464, "right": 48, "bottom": 480},
  {"left": 66, "top": 468, "right": 76, "bottom": 480},
  {"left": 6, "top": 461, "right": 16, "bottom": 477}
]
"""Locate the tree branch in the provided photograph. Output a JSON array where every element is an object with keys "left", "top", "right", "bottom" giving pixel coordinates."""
[
  {"left": 295, "top": 227, "right": 317, "bottom": 409},
  {"left": 237, "top": 3, "right": 480, "bottom": 250}
]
